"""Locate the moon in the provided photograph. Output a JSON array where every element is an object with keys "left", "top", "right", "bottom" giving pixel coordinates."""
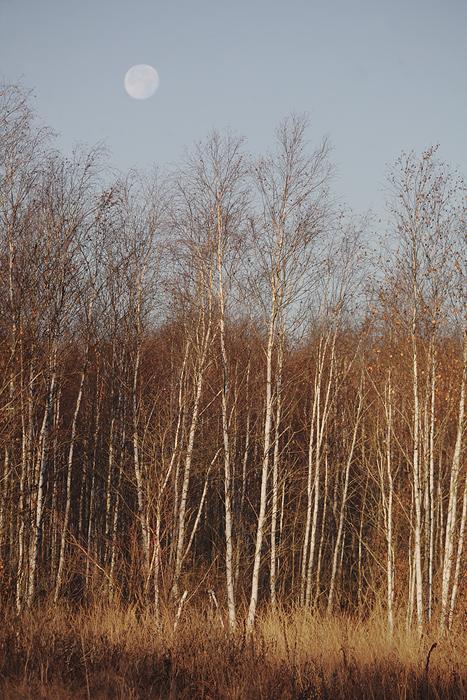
[{"left": 124, "top": 64, "right": 160, "bottom": 100}]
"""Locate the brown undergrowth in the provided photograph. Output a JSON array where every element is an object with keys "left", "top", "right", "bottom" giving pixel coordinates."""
[{"left": 0, "top": 603, "right": 465, "bottom": 699}]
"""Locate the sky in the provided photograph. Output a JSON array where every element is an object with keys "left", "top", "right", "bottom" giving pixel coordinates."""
[{"left": 1, "top": 0, "right": 466, "bottom": 214}]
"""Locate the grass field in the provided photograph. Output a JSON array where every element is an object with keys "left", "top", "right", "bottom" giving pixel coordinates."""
[{"left": 0, "top": 603, "right": 465, "bottom": 699}]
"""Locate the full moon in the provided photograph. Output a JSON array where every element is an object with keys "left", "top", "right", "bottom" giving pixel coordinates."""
[{"left": 124, "top": 64, "right": 159, "bottom": 100}]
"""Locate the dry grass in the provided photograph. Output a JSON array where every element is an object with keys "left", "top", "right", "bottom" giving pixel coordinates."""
[{"left": 0, "top": 602, "right": 465, "bottom": 699}]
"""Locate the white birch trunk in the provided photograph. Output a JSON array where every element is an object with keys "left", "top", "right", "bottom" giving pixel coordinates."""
[
  {"left": 270, "top": 335, "right": 284, "bottom": 608},
  {"left": 54, "top": 366, "right": 86, "bottom": 603},
  {"left": 172, "top": 309, "right": 212, "bottom": 598},
  {"left": 246, "top": 310, "right": 276, "bottom": 633},
  {"left": 448, "top": 471, "right": 466, "bottom": 628},
  {"left": 305, "top": 332, "right": 336, "bottom": 606},
  {"left": 27, "top": 361, "right": 57, "bottom": 607},
  {"left": 216, "top": 201, "right": 236, "bottom": 629},
  {"left": 411, "top": 324, "right": 424, "bottom": 634},
  {"left": 440, "top": 331, "right": 466, "bottom": 631},
  {"left": 327, "top": 386, "right": 362, "bottom": 613}
]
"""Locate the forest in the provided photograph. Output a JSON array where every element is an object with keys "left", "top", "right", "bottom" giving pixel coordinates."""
[{"left": 0, "top": 83, "right": 465, "bottom": 699}]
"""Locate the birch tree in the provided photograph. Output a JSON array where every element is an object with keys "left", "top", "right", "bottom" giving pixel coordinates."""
[{"left": 246, "top": 116, "right": 332, "bottom": 632}]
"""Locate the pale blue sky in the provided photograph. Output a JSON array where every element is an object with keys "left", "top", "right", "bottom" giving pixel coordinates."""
[{"left": 1, "top": 0, "right": 466, "bottom": 213}]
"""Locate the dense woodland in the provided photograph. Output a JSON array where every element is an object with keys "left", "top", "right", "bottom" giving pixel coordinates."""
[{"left": 0, "top": 83, "right": 465, "bottom": 639}]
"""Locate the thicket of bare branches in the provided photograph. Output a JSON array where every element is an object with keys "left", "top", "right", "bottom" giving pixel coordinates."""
[{"left": 0, "top": 84, "right": 465, "bottom": 637}]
